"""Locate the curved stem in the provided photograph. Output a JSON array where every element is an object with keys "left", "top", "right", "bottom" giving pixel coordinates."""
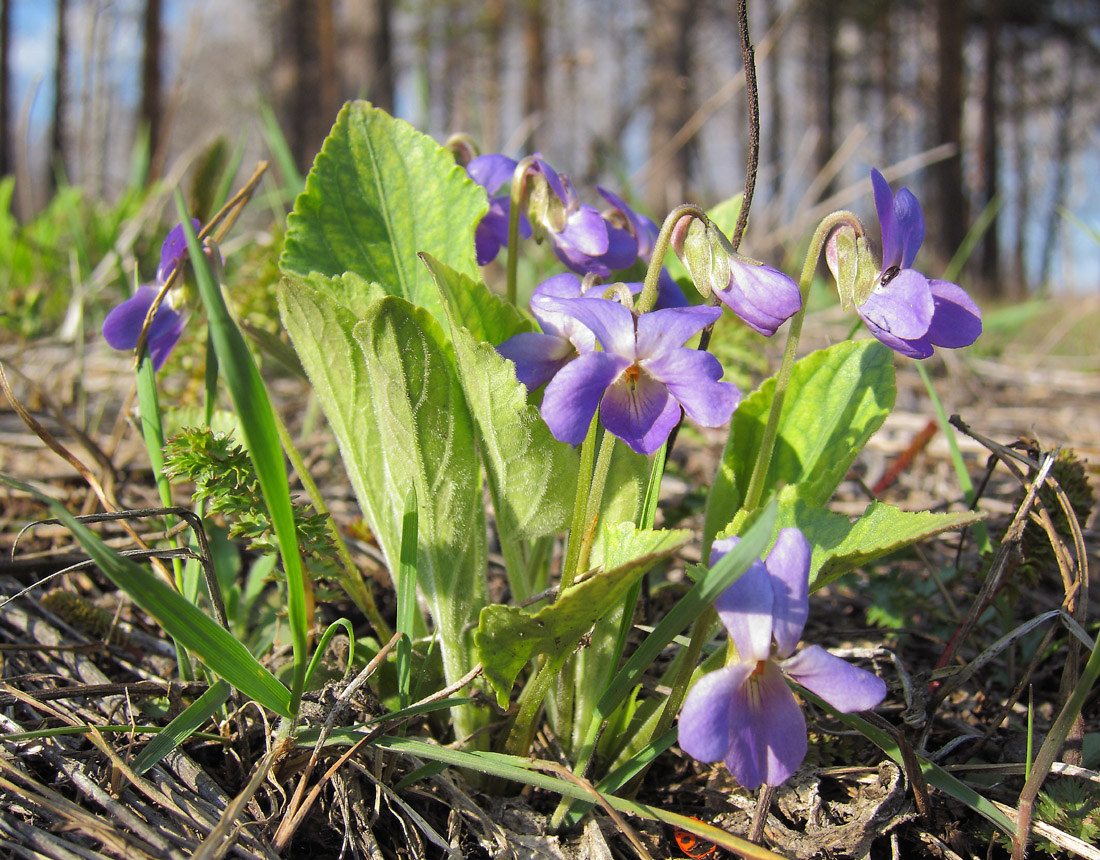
[
  {"left": 636, "top": 203, "right": 708, "bottom": 314},
  {"left": 740, "top": 210, "right": 864, "bottom": 513},
  {"left": 506, "top": 156, "right": 537, "bottom": 306}
]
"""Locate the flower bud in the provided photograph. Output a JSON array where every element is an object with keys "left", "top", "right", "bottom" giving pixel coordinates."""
[{"left": 672, "top": 217, "right": 729, "bottom": 300}]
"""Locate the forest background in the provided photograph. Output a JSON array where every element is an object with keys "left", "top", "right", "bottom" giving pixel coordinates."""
[{"left": 1, "top": 0, "right": 1099, "bottom": 303}]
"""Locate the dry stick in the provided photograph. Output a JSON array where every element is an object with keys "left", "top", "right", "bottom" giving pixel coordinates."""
[
  {"left": 730, "top": 0, "right": 759, "bottom": 253},
  {"left": 0, "top": 681, "right": 209, "bottom": 709},
  {"left": 943, "top": 421, "right": 1093, "bottom": 857},
  {"left": 748, "top": 784, "right": 775, "bottom": 844},
  {"left": 271, "top": 662, "right": 485, "bottom": 852},
  {"left": 530, "top": 760, "right": 654, "bottom": 860},
  {"left": 274, "top": 632, "right": 402, "bottom": 848}
]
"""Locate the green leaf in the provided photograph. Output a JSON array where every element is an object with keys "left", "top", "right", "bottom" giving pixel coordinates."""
[
  {"left": 0, "top": 476, "right": 293, "bottom": 718},
  {"left": 132, "top": 680, "right": 231, "bottom": 775},
  {"left": 176, "top": 203, "right": 310, "bottom": 713},
  {"left": 278, "top": 277, "right": 386, "bottom": 545},
  {"left": 476, "top": 525, "right": 690, "bottom": 706},
  {"left": 771, "top": 486, "right": 985, "bottom": 591},
  {"left": 420, "top": 253, "right": 529, "bottom": 346},
  {"left": 705, "top": 339, "right": 895, "bottom": 539},
  {"left": 353, "top": 297, "right": 487, "bottom": 733},
  {"left": 280, "top": 102, "right": 487, "bottom": 327},
  {"left": 428, "top": 257, "right": 575, "bottom": 598}
]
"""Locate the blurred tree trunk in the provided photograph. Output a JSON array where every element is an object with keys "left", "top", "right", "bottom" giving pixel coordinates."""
[
  {"left": 929, "top": 0, "right": 968, "bottom": 268},
  {"left": 876, "top": 4, "right": 896, "bottom": 165},
  {"left": 140, "top": 0, "right": 162, "bottom": 183},
  {"left": 521, "top": 0, "right": 546, "bottom": 150},
  {"left": 482, "top": 0, "right": 507, "bottom": 151},
  {"left": 0, "top": 0, "right": 11, "bottom": 179},
  {"left": 1039, "top": 37, "right": 1079, "bottom": 289},
  {"left": 49, "top": 0, "right": 69, "bottom": 190},
  {"left": 275, "top": 0, "right": 339, "bottom": 172},
  {"left": 764, "top": 0, "right": 783, "bottom": 203},
  {"left": 1008, "top": 29, "right": 1029, "bottom": 292},
  {"left": 977, "top": 0, "right": 1001, "bottom": 294},
  {"left": 806, "top": 0, "right": 838, "bottom": 189},
  {"left": 646, "top": 0, "right": 696, "bottom": 214},
  {"left": 341, "top": 0, "right": 394, "bottom": 113}
]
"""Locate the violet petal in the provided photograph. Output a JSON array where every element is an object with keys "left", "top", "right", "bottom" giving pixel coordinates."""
[
  {"left": 541, "top": 296, "right": 637, "bottom": 359},
  {"left": 764, "top": 528, "right": 812, "bottom": 659},
  {"left": 723, "top": 660, "right": 808, "bottom": 790},
  {"left": 635, "top": 305, "right": 721, "bottom": 359},
  {"left": 717, "top": 262, "right": 802, "bottom": 337},
  {"left": 871, "top": 169, "right": 901, "bottom": 269},
  {"left": 157, "top": 218, "right": 200, "bottom": 285},
  {"left": 925, "top": 279, "right": 982, "bottom": 348},
  {"left": 102, "top": 286, "right": 185, "bottom": 371},
  {"left": 496, "top": 331, "right": 579, "bottom": 390},
  {"left": 714, "top": 558, "right": 774, "bottom": 663},
  {"left": 644, "top": 348, "right": 739, "bottom": 428},
  {"left": 857, "top": 268, "right": 934, "bottom": 340},
  {"left": 782, "top": 644, "right": 887, "bottom": 713},
  {"left": 599, "top": 370, "right": 681, "bottom": 454},
  {"left": 540, "top": 350, "right": 630, "bottom": 445},
  {"left": 467, "top": 154, "right": 518, "bottom": 195},
  {"left": 893, "top": 187, "right": 925, "bottom": 269},
  {"left": 678, "top": 663, "right": 754, "bottom": 763}
]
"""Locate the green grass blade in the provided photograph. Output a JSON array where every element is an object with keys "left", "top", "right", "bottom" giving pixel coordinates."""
[
  {"left": 174, "top": 199, "right": 310, "bottom": 715},
  {"left": 131, "top": 680, "right": 231, "bottom": 775},
  {"left": 396, "top": 488, "right": 419, "bottom": 709},
  {"left": 914, "top": 361, "right": 991, "bottom": 553},
  {"left": 942, "top": 194, "right": 1002, "bottom": 283},
  {"left": 0, "top": 474, "right": 293, "bottom": 717},
  {"left": 259, "top": 102, "right": 305, "bottom": 200},
  {"left": 369, "top": 737, "right": 787, "bottom": 859},
  {"left": 303, "top": 619, "right": 356, "bottom": 691}
]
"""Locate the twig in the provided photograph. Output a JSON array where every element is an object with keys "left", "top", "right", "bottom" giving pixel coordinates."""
[{"left": 731, "top": 0, "right": 759, "bottom": 252}]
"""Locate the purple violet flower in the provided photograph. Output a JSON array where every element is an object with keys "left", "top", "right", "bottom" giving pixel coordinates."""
[
  {"left": 527, "top": 157, "right": 613, "bottom": 268},
  {"left": 466, "top": 154, "right": 532, "bottom": 265},
  {"left": 715, "top": 260, "right": 802, "bottom": 337},
  {"left": 102, "top": 220, "right": 200, "bottom": 370},
  {"left": 829, "top": 169, "right": 981, "bottom": 359},
  {"left": 532, "top": 297, "right": 739, "bottom": 454},
  {"left": 672, "top": 217, "right": 800, "bottom": 335},
  {"left": 678, "top": 529, "right": 886, "bottom": 790},
  {"left": 496, "top": 273, "right": 602, "bottom": 390}
]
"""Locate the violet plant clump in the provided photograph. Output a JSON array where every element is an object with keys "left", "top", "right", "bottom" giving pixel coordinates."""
[
  {"left": 678, "top": 529, "right": 887, "bottom": 789},
  {"left": 64, "top": 90, "right": 995, "bottom": 839}
]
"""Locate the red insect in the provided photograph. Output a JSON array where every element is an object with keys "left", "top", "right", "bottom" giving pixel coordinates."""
[{"left": 674, "top": 817, "right": 718, "bottom": 858}]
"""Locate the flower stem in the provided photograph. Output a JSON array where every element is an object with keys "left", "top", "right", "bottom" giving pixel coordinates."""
[
  {"left": 559, "top": 414, "right": 600, "bottom": 594},
  {"left": 505, "top": 156, "right": 536, "bottom": 306},
  {"left": 636, "top": 203, "right": 708, "bottom": 314},
  {"left": 572, "top": 426, "right": 618, "bottom": 584},
  {"left": 740, "top": 211, "right": 863, "bottom": 514}
]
